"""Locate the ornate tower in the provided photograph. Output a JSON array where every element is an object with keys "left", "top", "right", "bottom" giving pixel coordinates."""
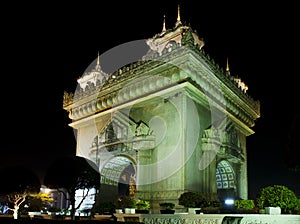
[{"left": 63, "top": 7, "right": 260, "bottom": 213}]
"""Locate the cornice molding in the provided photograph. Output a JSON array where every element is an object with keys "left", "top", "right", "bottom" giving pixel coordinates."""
[{"left": 63, "top": 44, "right": 260, "bottom": 129}]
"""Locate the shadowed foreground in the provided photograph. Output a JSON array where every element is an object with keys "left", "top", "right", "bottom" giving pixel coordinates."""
[{"left": 0, "top": 217, "right": 142, "bottom": 224}]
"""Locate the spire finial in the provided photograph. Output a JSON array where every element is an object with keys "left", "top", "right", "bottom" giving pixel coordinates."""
[
  {"left": 162, "top": 15, "right": 166, "bottom": 33},
  {"left": 97, "top": 51, "right": 100, "bottom": 66},
  {"left": 175, "top": 4, "right": 182, "bottom": 27},
  {"left": 226, "top": 57, "right": 230, "bottom": 75},
  {"left": 95, "top": 51, "right": 101, "bottom": 71},
  {"left": 177, "top": 4, "right": 181, "bottom": 22}
]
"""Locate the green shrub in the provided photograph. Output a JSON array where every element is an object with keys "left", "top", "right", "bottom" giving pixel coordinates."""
[
  {"left": 48, "top": 207, "right": 61, "bottom": 212},
  {"left": 178, "top": 191, "right": 207, "bottom": 208},
  {"left": 115, "top": 196, "right": 136, "bottom": 209},
  {"left": 206, "top": 200, "right": 221, "bottom": 208},
  {"left": 159, "top": 202, "right": 175, "bottom": 210},
  {"left": 234, "top": 199, "right": 255, "bottom": 210},
  {"left": 255, "top": 185, "right": 298, "bottom": 214},
  {"left": 93, "top": 201, "right": 115, "bottom": 214},
  {"left": 292, "top": 198, "right": 300, "bottom": 214},
  {"left": 135, "top": 199, "right": 150, "bottom": 210}
]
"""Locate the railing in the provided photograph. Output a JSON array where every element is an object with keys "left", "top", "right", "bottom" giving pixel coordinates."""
[{"left": 112, "top": 213, "right": 300, "bottom": 224}]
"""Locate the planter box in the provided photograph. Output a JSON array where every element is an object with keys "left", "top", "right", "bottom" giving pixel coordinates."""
[
  {"left": 125, "top": 208, "right": 136, "bottom": 214},
  {"left": 236, "top": 209, "right": 256, "bottom": 214},
  {"left": 265, "top": 207, "right": 281, "bottom": 215},
  {"left": 135, "top": 209, "right": 149, "bottom": 214},
  {"left": 28, "top": 211, "right": 41, "bottom": 218},
  {"left": 160, "top": 209, "right": 175, "bottom": 214},
  {"left": 188, "top": 208, "right": 201, "bottom": 214},
  {"left": 94, "top": 214, "right": 112, "bottom": 220},
  {"left": 115, "top": 209, "right": 123, "bottom": 214}
]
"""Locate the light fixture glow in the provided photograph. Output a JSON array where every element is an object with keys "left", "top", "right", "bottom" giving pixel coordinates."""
[{"left": 224, "top": 198, "right": 234, "bottom": 205}]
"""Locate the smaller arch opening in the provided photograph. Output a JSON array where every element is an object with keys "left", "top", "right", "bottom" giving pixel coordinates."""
[{"left": 216, "top": 160, "right": 236, "bottom": 201}]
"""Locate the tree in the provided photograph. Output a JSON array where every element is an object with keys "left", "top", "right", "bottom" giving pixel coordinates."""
[
  {"left": 43, "top": 155, "right": 100, "bottom": 220},
  {"left": 26, "top": 192, "right": 54, "bottom": 213},
  {"left": 0, "top": 165, "right": 41, "bottom": 219}
]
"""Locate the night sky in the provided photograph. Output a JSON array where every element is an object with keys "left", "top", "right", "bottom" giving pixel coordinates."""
[{"left": 1, "top": 1, "right": 299, "bottom": 199}]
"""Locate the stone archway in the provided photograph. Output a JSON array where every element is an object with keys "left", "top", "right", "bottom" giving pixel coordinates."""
[
  {"left": 100, "top": 156, "right": 136, "bottom": 201},
  {"left": 118, "top": 162, "right": 136, "bottom": 197},
  {"left": 216, "top": 160, "right": 236, "bottom": 201}
]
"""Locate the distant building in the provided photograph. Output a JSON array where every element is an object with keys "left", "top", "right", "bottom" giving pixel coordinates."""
[
  {"left": 63, "top": 5, "right": 260, "bottom": 213},
  {"left": 40, "top": 185, "right": 70, "bottom": 210},
  {"left": 74, "top": 188, "right": 97, "bottom": 216},
  {"left": 40, "top": 185, "right": 96, "bottom": 215}
]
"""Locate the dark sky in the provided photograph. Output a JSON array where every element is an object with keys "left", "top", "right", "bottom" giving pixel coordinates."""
[{"left": 1, "top": 1, "right": 299, "bottom": 199}]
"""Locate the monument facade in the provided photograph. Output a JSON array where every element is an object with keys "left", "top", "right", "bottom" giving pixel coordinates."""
[{"left": 63, "top": 7, "right": 260, "bottom": 212}]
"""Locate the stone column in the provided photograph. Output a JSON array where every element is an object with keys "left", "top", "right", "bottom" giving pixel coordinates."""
[
  {"left": 238, "top": 160, "right": 248, "bottom": 199},
  {"left": 135, "top": 149, "right": 152, "bottom": 199},
  {"left": 201, "top": 148, "right": 217, "bottom": 197},
  {"left": 238, "top": 135, "right": 248, "bottom": 199}
]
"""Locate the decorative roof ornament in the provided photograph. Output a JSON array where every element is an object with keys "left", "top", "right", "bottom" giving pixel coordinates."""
[
  {"left": 145, "top": 4, "right": 204, "bottom": 56},
  {"left": 227, "top": 57, "right": 249, "bottom": 93},
  {"left": 181, "top": 27, "right": 195, "bottom": 47},
  {"left": 233, "top": 76, "right": 249, "bottom": 93},
  {"left": 77, "top": 52, "right": 108, "bottom": 90}
]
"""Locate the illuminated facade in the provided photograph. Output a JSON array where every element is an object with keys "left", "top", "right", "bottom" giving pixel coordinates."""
[{"left": 63, "top": 7, "right": 260, "bottom": 212}]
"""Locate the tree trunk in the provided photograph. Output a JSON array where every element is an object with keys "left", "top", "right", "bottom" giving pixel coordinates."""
[
  {"left": 13, "top": 205, "right": 19, "bottom": 219},
  {"left": 70, "top": 197, "right": 76, "bottom": 220}
]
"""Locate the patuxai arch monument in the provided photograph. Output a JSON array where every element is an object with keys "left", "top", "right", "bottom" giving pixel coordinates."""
[{"left": 62, "top": 7, "right": 260, "bottom": 213}]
